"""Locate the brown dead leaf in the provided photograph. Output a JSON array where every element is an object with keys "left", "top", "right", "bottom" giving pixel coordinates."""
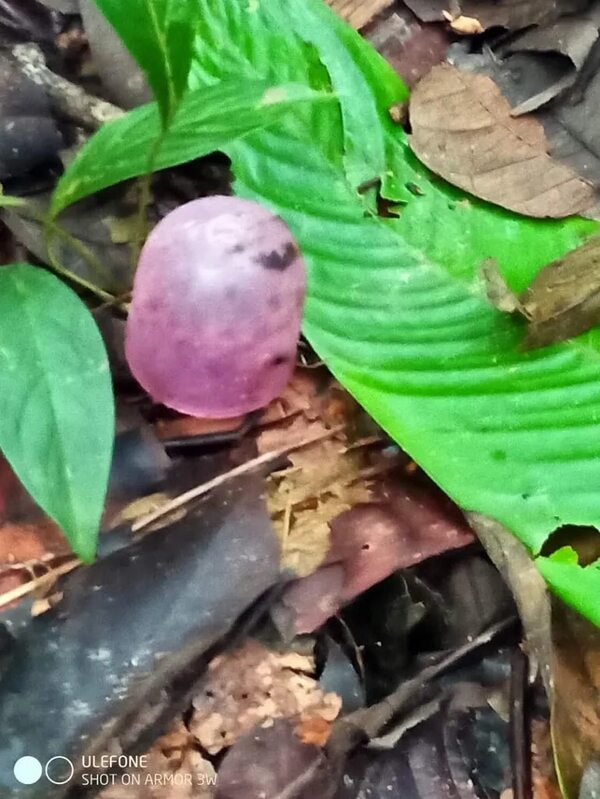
[
  {"left": 0, "top": 520, "right": 68, "bottom": 564},
  {"left": 441, "top": 10, "right": 483, "bottom": 34},
  {"left": 189, "top": 640, "right": 341, "bottom": 754},
  {"left": 409, "top": 64, "right": 595, "bottom": 218},
  {"left": 265, "top": 421, "right": 373, "bottom": 577},
  {"left": 326, "top": 0, "right": 394, "bottom": 30},
  {"left": 258, "top": 372, "right": 382, "bottom": 578},
  {"left": 460, "top": 0, "right": 590, "bottom": 30},
  {"left": 551, "top": 602, "right": 600, "bottom": 798},
  {"left": 295, "top": 716, "right": 332, "bottom": 747},
  {"left": 483, "top": 236, "right": 600, "bottom": 349},
  {"left": 282, "top": 479, "right": 473, "bottom": 633},
  {"left": 155, "top": 414, "right": 245, "bottom": 441},
  {"left": 367, "top": 8, "right": 450, "bottom": 89}
]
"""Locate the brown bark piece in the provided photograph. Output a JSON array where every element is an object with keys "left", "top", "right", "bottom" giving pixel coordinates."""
[
  {"left": 409, "top": 64, "right": 596, "bottom": 218},
  {"left": 326, "top": 0, "right": 394, "bottom": 30}
]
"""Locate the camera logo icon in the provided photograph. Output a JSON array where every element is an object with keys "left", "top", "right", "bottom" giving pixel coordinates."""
[{"left": 14, "top": 755, "right": 74, "bottom": 785}]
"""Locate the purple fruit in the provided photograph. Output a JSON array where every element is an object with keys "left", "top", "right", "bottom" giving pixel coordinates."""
[{"left": 125, "top": 196, "right": 306, "bottom": 417}]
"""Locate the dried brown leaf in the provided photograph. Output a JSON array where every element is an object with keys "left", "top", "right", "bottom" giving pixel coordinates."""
[
  {"left": 551, "top": 603, "right": 600, "bottom": 798},
  {"left": 189, "top": 641, "right": 341, "bottom": 754},
  {"left": 258, "top": 375, "right": 378, "bottom": 578},
  {"left": 482, "top": 237, "right": 600, "bottom": 348},
  {"left": 409, "top": 64, "right": 595, "bottom": 218},
  {"left": 326, "top": 0, "right": 394, "bottom": 30}
]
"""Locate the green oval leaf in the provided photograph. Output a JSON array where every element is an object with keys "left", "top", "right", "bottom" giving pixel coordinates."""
[
  {"left": 92, "top": 0, "right": 195, "bottom": 125},
  {"left": 0, "top": 264, "right": 114, "bottom": 560},
  {"left": 51, "top": 81, "right": 328, "bottom": 217}
]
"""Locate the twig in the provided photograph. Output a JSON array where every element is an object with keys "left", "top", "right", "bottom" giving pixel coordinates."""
[
  {"left": 11, "top": 43, "right": 123, "bottom": 130},
  {"left": 132, "top": 424, "right": 344, "bottom": 533},
  {"left": 510, "top": 647, "right": 533, "bottom": 799},
  {"left": 0, "top": 558, "right": 80, "bottom": 610},
  {"left": 328, "top": 616, "right": 516, "bottom": 755},
  {"left": 0, "top": 427, "right": 344, "bottom": 609}
]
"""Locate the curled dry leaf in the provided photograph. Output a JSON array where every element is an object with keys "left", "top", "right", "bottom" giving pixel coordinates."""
[
  {"left": 409, "top": 64, "right": 596, "bottom": 218},
  {"left": 189, "top": 640, "right": 341, "bottom": 754}
]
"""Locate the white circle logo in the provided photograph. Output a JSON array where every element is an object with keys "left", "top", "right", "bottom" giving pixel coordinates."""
[
  {"left": 13, "top": 756, "right": 43, "bottom": 785},
  {"left": 45, "top": 756, "right": 75, "bottom": 785}
]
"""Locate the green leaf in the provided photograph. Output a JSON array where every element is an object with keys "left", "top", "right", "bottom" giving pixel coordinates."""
[
  {"left": 0, "top": 264, "right": 114, "bottom": 561},
  {"left": 537, "top": 551, "right": 600, "bottom": 626},
  {"left": 192, "top": 0, "right": 600, "bottom": 623},
  {"left": 92, "top": 0, "right": 195, "bottom": 124},
  {"left": 51, "top": 81, "right": 329, "bottom": 217}
]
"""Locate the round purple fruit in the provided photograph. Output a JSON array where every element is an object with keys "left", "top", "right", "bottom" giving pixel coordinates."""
[{"left": 125, "top": 196, "right": 306, "bottom": 417}]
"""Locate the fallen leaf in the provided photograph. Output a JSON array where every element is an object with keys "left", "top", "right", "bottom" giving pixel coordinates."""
[
  {"left": 482, "top": 237, "right": 600, "bottom": 348},
  {"left": 402, "top": 0, "right": 448, "bottom": 23},
  {"left": 0, "top": 520, "right": 69, "bottom": 565},
  {"left": 326, "top": 0, "right": 394, "bottom": 30},
  {"left": 551, "top": 602, "right": 600, "bottom": 798},
  {"left": 189, "top": 640, "right": 341, "bottom": 754},
  {"left": 215, "top": 719, "right": 336, "bottom": 799},
  {"left": 295, "top": 716, "right": 333, "bottom": 747},
  {"left": 460, "top": 0, "right": 590, "bottom": 30},
  {"left": 258, "top": 376, "right": 380, "bottom": 578},
  {"left": 155, "top": 414, "right": 246, "bottom": 442},
  {"left": 409, "top": 64, "right": 596, "bottom": 217},
  {"left": 441, "top": 10, "right": 483, "bottom": 35},
  {"left": 468, "top": 513, "right": 552, "bottom": 691},
  {"left": 281, "top": 478, "right": 473, "bottom": 633},
  {"left": 367, "top": 8, "right": 450, "bottom": 88}
]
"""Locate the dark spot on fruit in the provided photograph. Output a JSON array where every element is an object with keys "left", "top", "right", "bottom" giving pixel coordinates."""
[
  {"left": 228, "top": 243, "right": 245, "bottom": 254},
  {"left": 268, "top": 294, "right": 282, "bottom": 310},
  {"left": 272, "top": 354, "right": 290, "bottom": 366},
  {"left": 257, "top": 242, "right": 298, "bottom": 271}
]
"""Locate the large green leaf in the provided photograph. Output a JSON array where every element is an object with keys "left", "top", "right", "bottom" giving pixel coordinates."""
[
  {"left": 0, "top": 264, "right": 113, "bottom": 561},
  {"left": 92, "top": 0, "right": 195, "bottom": 124},
  {"left": 51, "top": 81, "right": 329, "bottom": 216},
  {"left": 191, "top": 0, "right": 600, "bottom": 621}
]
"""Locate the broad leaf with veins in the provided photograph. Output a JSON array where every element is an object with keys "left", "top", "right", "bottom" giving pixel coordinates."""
[{"left": 190, "top": 0, "right": 600, "bottom": 622}]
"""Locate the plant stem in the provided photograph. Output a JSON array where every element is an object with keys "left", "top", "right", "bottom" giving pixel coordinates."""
[{"left": 132, "top": 134, "right": 164, "bottom": 267}]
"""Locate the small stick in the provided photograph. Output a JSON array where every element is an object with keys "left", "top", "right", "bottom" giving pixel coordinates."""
[
  {"left": 0, "top": 558, "right": 80, "bottom": 610},
  {"left": 510, "top": 646, "right": 533, "bottom": 799},
  {"left": 132, "top": 425, "right": 344, "bottom": 533},
  {"left": 328, "top": 616, "right": 516, "bottom": 754},
  {"left": 11, "top": 43, "right": 123, "bottom": 130},
  {"left": 0, "top": 426, "right": 344, "bottom": 609}
]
